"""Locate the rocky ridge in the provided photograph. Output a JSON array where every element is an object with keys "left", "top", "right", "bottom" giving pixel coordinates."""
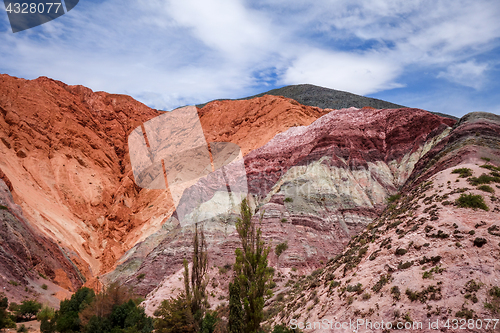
[{"left": 197, "top": 84, "right": 406, "bottom": 111}]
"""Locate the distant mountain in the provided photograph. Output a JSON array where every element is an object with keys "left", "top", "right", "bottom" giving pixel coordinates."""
[
  {"left": 198, "top": 84, "right": 458, "bottom": 120},
  {"left": 197, "top": 84, "right": 403, "bottom": 110}
]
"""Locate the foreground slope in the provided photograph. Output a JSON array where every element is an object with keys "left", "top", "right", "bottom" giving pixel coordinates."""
[{"left": 270, "top": 112, "right": 500, "bottom": 332}]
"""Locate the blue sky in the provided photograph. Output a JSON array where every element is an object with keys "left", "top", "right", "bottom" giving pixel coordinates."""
[{"left": 1, "top": 0, "right": 499, "bottom": 117}]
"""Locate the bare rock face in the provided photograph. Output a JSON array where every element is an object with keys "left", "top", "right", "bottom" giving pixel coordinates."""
[
  {"left": 0, "top": 179, "right": 82, "bottom": 304},
  {"left": 198, "top": 95, "right": 330, "bottom": 155},
  {"left": 0, "top": 74, "right": 164, "bottom": 280},
  {"left": 0, "top": 75, "right": 333, "bottom": 293},
  {"left": 109, "top": 107, "right": 455, "bottom": 304},
  {"left": 273, "top": 112, "right": 500, "bottom": 332}
]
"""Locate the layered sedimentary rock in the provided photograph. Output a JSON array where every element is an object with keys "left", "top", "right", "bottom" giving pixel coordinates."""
[
  {"left": 0, "top": 178, "right": 82, "bottom": 304},
  {"left": 0, "top": 74, "right": 334, "bottom": 292},
  {"left": 110, "top": 107, "right": 455, "bottom": 306},
  {"left": 272, "top": 112, "right": 500, "bottom": 332}
]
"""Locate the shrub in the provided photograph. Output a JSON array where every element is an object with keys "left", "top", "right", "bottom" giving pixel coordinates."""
[
  {"left": 9, "top": 281, "right": 18, "bottom": 287},
  {"left": 478, "top": 185, "right": 495, "bottom": 193},
  {"left": 473, "top": 238, "right": 487, "bottom": 247},
  {"left": 284, "top": 197, "right": 293, "bottom": 203},
  {"left": 480, "top": 164, "right": 500, "bottom": 171},
  {"left": 391, "top": 286, "right": 401, "bottom": 300},
  {"left": 346, "top": 283, "right": 363, "bottom": 294},
  {"left": 452, "top": 168, "right": 472, "bottom": 178},
  {"left": 17, "top": 324, "right": 27, "bottom": 333},
  {"left": 395, "top": 248, "right": 407, "bottom": 256},
  {"left": 398, "top": 261, "right": 414, "bottom": 270},
  {"left": 41, "top": 284, "right": 48, "bottom": 290},
  {"left": 372, "top": 274, "right": 390, "bottom": 293},
  {"left": 455, "top": 193, "right": 489, "bottom": 211},
  {"left": 456, "top": 307, "right": 475, "bottom": 320},
  {"left": 387, "top": 194, "right": 401, "bottom": 203},
  {"left": 0, "top": 205, "right": 7, "bottom": 210},
  {"left": 468, "top": 174, "right": 500, "bottom": 186},
  {"left": 362, "top": 293, "right": 371, "bottom": 300}
]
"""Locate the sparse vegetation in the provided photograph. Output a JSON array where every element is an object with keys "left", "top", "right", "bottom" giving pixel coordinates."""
[
  {"left": 395, "top": 248, "right": 407, "bottom": 256},
  {"left": 452, "top": 168, "right": 472, "bottom": 178},
  {"left": 480, "top": 164, "right": 500, "bottom": 172},
  {"left": 387, "top": 194, "right": 401, "bottom": 203},
  {"left": 455, "top": 193, "right": 489, "bottom": 211},
  {"left": 406, "top": 285, "right": 442, "bottom": 303},
  {"left": 468, "top": 174, "right": 500, "bottom": 186},
  {"left": 372, "top": 274, "right": 390, "bottom": 293},
  {"left": 398, "top": 261, "right": 414, "bottom": 270},
  {"left": 484, "top": 286, "right": 500, "bottom": 313},
  {"left": 391, "top": 286, "right": 401, "bottom": 300},
  {"left": 478, "top": 185, "right": 495, "bottom": 193},
  {"left": 473, "top": 237, "right": 487, "bottom": 247},
  {"left": 456, "top": 306, "right": 476, "bottom": 320},
  {"left": 346, "top": 283, "right": 363, "bottom": 294}
]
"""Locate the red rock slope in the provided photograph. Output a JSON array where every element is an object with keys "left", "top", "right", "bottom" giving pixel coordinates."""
[{"left": 0, "top": 74, "right": 331, "bottom": 290}]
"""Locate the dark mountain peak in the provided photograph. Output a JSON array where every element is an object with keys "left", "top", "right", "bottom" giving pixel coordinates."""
[{"left": 197, "top": 83, "right": 405, "bottom": 110}]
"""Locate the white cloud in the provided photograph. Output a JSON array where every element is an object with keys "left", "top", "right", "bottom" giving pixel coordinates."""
[
  {"left": 0, "top": 0, "right": 499, "bottom": 113},
  {"left": 437, "top": 61, "right": 490, "bottom": 89},
  {"left": 283, "top": 50, "right": 404, "bottom": 95}
]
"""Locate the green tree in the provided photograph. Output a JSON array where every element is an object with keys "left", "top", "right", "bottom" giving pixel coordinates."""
[
  {"left": 233, "top": 199, "right": 274, "bottom": 333},
  {"left": 55, "top": 287, "right": 95, "bottom": 333},
  {"left": 79, "top": 283, "right": 134, "bottom": 327},
  {"left": 155, "top": 223, "right": 208, "bottom": 333},
  {"left": 37, "top": 305, "right": 56, "bottom": 333},
  {"left": 0, "top": 296, "right": 16, "bottom": 329},
  {"left": 186, "top": 223, "right": 208, "bottom": 327},
  {"left": 228, "top": 282, "right": 243, "bottom": 333},
  {"left": 200, "top": 310, "right": 217, "bottom": 333},
  {"left": 274, "top": 241, "right": 288, "bottom": 270},
  {"left": 18, "top": 300, "right": 42, "bottom": 321},
  {"left": 154, "top": 296, "right": 195, "bottom": 333}
]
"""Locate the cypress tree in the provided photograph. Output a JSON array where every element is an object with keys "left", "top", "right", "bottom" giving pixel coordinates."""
[
  {"left": 233, "top": 199, "right": 274, "bottom": 333},
  {"left": 228, "top": 282, "right": 244, "bottom": 333}
]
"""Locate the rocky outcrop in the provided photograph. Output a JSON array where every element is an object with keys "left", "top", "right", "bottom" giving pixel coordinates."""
[{"left": 272, "top": 112, "right": 500, "bottom": 332}]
